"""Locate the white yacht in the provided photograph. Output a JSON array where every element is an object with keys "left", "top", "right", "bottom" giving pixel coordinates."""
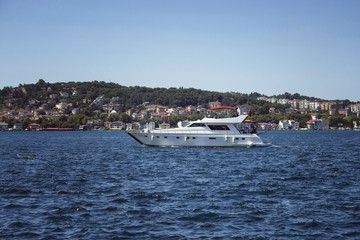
[{"left": 127, "top": 110, "right": 270, "bottom": 147}]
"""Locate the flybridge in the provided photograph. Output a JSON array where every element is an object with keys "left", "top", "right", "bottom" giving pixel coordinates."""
[
  {"left": 193, "top": 115, "right": 248, "bottom": 124},
  {"left": 211, "top": 105, "right": 252, "bottom": 117}
]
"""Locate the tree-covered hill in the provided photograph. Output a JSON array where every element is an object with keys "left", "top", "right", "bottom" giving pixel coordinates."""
[
  {"left": 1, "top": 79, "right": 359, "bottom": 130},
  {"left": 1, "top": 79, "right": 253, "bottom": 109},
  {"left": 1, "top": 79, "right": 356, "bottom": 110}
]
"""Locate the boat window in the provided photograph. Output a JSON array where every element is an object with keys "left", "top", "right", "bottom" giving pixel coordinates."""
[
  {"left": 176, "top": 137, "right": 180, "bottom": 139},
  {"left": 242, "top": 138, "right": 245, "bottom": 140},
  {"left": 209, "top": 137, "right": 216, "bottom": 140},
  {"left": 188, "top": 123, "right": 206, "bottom": 127},
  {"left": 156, "top": 136, "right": 159, "bottom": 138},
  {"left": 164, "top": 136, "right": 167, "bottom": 138},
  {"left": 208, "top": 125, "right": 230, "bottom": 130},
  {"left": 192, "top": 137, "right": 196, "bottom": 139},
  {"left": 235, "top": 138, "right": 239, "bottom": 140},
  {"left": 145, "top": 135, "right": 148, "bottom": 137}
]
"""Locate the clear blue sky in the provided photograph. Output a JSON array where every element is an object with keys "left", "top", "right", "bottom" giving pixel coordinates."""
[{"left": 1, "top": 0, "right": 359, "bottom": 101}]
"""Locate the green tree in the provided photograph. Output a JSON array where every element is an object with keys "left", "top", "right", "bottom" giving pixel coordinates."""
[
  {"left": 329, "top": 116, "right": 346, "bottom": 128},
  {"left": 119, "top": 113, "right": 132, "bottom": 123},
  {"left": 107, "top": 113, "right": 119, "bottom": 122}
]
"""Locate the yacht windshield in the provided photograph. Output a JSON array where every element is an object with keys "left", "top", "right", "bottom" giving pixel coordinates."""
[
  {"left": 183, "top": 122, "right": 192, "bottom": 128},
  {"left": 208, "top": 125, "right": 230, "bottom": 130}
]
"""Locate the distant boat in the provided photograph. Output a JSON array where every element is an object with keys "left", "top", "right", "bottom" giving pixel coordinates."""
[
  {"left": 127, "top": 108, "right": 270, "bottom": 147},
  {"left": 42, "top": 128, "right": 75, "bottom": 131}
]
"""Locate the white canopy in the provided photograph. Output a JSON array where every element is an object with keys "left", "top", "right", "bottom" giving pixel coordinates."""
[{"left": 195, "top": 115, "right": 248, "bottom": 124}]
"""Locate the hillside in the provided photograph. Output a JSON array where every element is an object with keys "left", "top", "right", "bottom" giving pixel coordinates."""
[{"left": 0, "top": 79, "right": 359, "bottom": 130}]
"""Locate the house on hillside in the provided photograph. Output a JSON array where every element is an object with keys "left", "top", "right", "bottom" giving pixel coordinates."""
[
  {"left": 285, "top": 108, "right": 295, "bottom": 114},
  {"left": 350, "top": 104, "right": 360, "bottom": 113},
  {"left": 151, "top": 113, "right": 163, "bottom": 120},
  {"left": 49, "top": 94, "right": 58, "bottom": 99},
  {"left": 321, "top": 102, "right": 336, "bottom": 111},
  {"left": 186, "top": 105, "right": 197, "bottom": 115},
  {"left": 291, "top": 99, "right": 300, "bottom": 109},
  {"left": 338, "top": 108, "right": 349, "bottom": 116},
  {"left": 145, "top": 105, "right": 168, "bottom": 113},
  {"left": 59, "top": 91, "right": 69, "bottom": 98},
  {"left": 208, "top": 101, "right": 221, "bottom": 108},
  {"left": 311, "top": 113, "right": 319, "bottom": 120},
  {"left": 56, "top": 102, "right": 72, "bottom": 110}
]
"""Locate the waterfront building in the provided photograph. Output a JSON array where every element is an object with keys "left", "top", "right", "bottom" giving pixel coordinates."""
[
  {"left": 145, "top": 122, "right": 156, "bottom": 130},
  {"left": 29, "top": 123, "right": 40, "bottom": 131},
  {"left": 159, "top": 123, "right": 171, "bottom": 129},
  {"left": 306, "top": 119, "right": 329, "bottom": 130},
  {"left": 105, "top": 121, "right": 125, "bottom": 130},
  {"left": 13, "top": 123, "right": 23, "bottom": 131},
  {"left": 0, "top": 122, "right": 9, "bottom": 130},
  {"left": 279, "top": 120, "right": 300, "bottom": 130}
]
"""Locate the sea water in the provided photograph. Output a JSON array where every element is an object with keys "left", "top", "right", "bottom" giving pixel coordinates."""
[{"left": 0, "top": 131, "right": 359, "bottom": 239}]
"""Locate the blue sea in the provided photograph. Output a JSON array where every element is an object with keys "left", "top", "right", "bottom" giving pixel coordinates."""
[{"left": 0, "top": 130, "right": 359, "bottom": 239}]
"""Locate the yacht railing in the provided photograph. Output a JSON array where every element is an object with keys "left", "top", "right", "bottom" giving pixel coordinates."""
[
  {"left": 151, "top": 130, "right": 218, "bottom": 134},
  {"left": 128, "top": 129, "right": 254, "bottom": 135}
]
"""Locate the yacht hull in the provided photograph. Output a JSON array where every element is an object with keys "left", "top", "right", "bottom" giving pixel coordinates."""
[{"left": 128, "top": 132, "right": 269, "bottom": 147}]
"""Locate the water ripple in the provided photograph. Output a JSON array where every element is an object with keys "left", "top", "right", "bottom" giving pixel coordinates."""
[{"left": 0, "top": 131, "right": 360, "bottom": 239}]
